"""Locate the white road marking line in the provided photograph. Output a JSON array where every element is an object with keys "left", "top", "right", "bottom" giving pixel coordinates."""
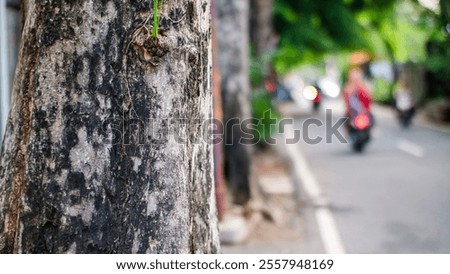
[
  {"left": 397, "top": 139, "right": 425, "bottom": 158},
  {"left": 315, "top": 208, "right": 346, "bottom": 254},
  {"left": 283, "top": 124, "right": 346, "bottom": 254}
]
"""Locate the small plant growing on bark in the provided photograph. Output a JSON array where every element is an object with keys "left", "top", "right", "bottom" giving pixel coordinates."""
[{"left": 152, "top": 0, "right": 160, "bottom": 39}]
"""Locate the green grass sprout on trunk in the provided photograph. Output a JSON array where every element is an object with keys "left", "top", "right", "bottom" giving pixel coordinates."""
[{"left": 152, "top": 0, "right": 160, "bottom": 39}]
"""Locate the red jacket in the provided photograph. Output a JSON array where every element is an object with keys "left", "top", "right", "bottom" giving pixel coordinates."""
[{"left": 344, "top": 85, "right": 372, "bottom": 115}]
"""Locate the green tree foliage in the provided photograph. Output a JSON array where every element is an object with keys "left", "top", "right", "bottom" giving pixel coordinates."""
[
  {"left": 273, "top": 0, "right": 438, "bottom": 74},
  {"left": 423, "top": 0, "right": 450, "bottom": 97},
  {"left": 358, "top": 0, "right": 435, "bottom": 62},
  {"left": 274, "top": 0, "right": 369, "bottom": 73}
]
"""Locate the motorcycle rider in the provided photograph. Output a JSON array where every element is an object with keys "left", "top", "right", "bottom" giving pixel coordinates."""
[
  {"left": 394, "top": 74, "right": 415, "bottom": 127},
  {"left": 343, "top": 68, "right": 372, "bottom": 121},
  {"left": 312, "top": 81, "right": 322, "bottom": 111},
  {"left": 342, "top": 67, "right": 373, "bottom": 151}
]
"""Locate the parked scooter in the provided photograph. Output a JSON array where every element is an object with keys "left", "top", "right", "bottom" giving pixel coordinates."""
[{"left": 348, "top": 93, "right": 373, "bottom": 152}]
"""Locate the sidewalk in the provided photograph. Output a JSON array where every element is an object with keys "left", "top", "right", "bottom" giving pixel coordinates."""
[
  {"left": 220, "top": 144, "right": 323, "bottom": 254},
  {"left": 219, "top": 132, "right": 324, "bottom": 254}
]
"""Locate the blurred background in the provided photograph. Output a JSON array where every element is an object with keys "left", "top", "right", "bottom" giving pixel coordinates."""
[
  {"left": 1, "top": 0, "right": 449, "bottom": 253},
  {"left": 213, "top": 0, "right": 450, "bottom": 254}
]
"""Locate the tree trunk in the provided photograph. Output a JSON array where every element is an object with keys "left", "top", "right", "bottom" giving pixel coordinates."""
[
  {"left": 211, "top": 0, "right": 225, "bottom": 221},
  {"left": 0, "top": 0, "right": 219, "bottom": 254},
  {"left": 250, "top": 0, "right": 274, "bottom": 57},
  {"left": 215, "top": 0, "right": 252, "bottom": 205}
]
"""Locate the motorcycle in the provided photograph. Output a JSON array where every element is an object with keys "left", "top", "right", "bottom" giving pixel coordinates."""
[
  {"left": 395, "top": 91, "right": 415, "bottom": 128},
  {"left": 303, "top": 84, "right": 322, "bottom": 112},
  {"left": 347, "top": 94, "right": 373, "bottom": 152}
]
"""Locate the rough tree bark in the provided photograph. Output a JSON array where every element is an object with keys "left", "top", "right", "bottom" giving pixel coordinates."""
[
  {"left": 0, "top": 0, "right": 219, "bottom": 253},
  {"left": 215, "top": 0, "right": 252, "bottom": 205}
]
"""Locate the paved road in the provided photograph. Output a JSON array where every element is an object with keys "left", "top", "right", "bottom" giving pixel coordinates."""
[{"left": 292, "top": 99, "right": 450, "bottom": 253}]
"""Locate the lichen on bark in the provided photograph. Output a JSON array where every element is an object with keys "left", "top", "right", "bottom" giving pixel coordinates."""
[{"left": 0, "top": 0, "right": 219, "bottom": 254}]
